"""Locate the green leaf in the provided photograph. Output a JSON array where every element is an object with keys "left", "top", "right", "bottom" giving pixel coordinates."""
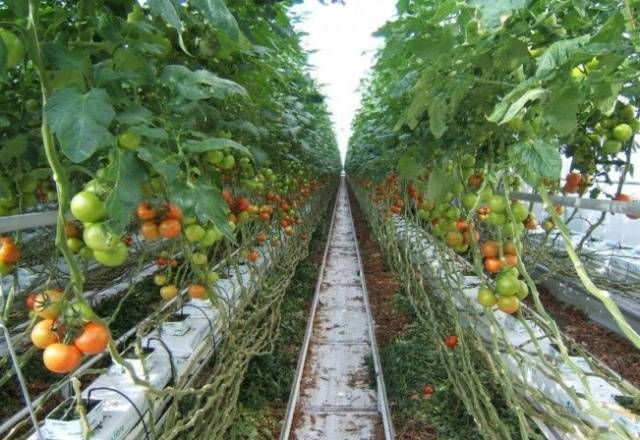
[
  {"left": 467, "top": 0, "right": 527, "bottom": 28},
  {"left": 591, "top": 12, "right": 625, "bottom": 44},
  {"left": 425, "top": 168, "right": 457, "bottom": 204},
  {"left": 137, "top": 145, "right": 181, "bottom": 182},
  {"left": 488, "top": 88, "right": 546, "bottom": 124},
  {"left": 183, "top": 138, "right": 252, "bottom": 157},
  {"left": 161, "top": 65, "right": 247, "bottom": 101},
  {"left": 398, "top": 153, "right": 423, "bottom": 180},
  {"left": 41, "top": 43, "right": 91, "bottom": 76},
  {"left": 1, "top": 134, "right": 28, "bottom": 161},
  {"left": 429, "top": 94, "right": 447, "bottom": 138},
  {"left": 508, "top": 139, "right": 562, "bottom": 186},
  {"left": 545, "top": 85, "right": 579, "bottom": 136},
  {"left": 130, "top": 125, "right": 168, "bottom": 140},
  {"left": 190, "top": 0, "right": 240, "bottom": 41},
  {"left": 535, "top": 36, "right": 589, "bottom": 77},
  {"left": 116, "top": 106, "right": 153, "bottom": 125},
  {"left": 148, "top": 0, "right": 183, "bottom": 33},
  {"left": 592, "top": 81, "right": 623, "bottom": 115},
  {"left": 45, "top": 87, "right": 115, "bottom": 163},
  {"left": 168, "top": 179, "right": 233, "bottom": 240},
  {"left": 105, "top": 151, "right": 148, "bottom": 234}
]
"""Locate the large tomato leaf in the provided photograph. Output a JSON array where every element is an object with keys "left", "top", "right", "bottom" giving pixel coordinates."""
[
  {"left": 182, "top": 138, "right": 252, "bottom": 157},
  {"left": 45, "top": 87, "right": 115, "bottom": 163},
  {"left": 508, "top": 139, "right": 562, "bottom": 187},
  {"left": 105, "top": 151, "right": 149, "bottom": 234},
  {"left": 545, "top": 84, "right": 579, "bottom": 136},
  {"left": 488, "top": 88, "right": 547, "bottom": 125},
  {"left": 161, "top": 65, "right": 247, "bottom": 101},
  {"left": 169, "top": 179, "right": 234, "bottom": 241},
  {"left": 535, "top": 36, "right": 589, "bottom": 78},
  {"left": 190, "top": 0, "right": 240, "bottom": 41},
  {"left": 137, "top": 145, "right": 181, "bottom": 182},
  {"left": 466, "top": 0, "right": 527, "bottom": 29}
]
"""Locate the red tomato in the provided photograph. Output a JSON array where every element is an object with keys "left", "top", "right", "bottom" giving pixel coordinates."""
[
  {"left": 165, "top": 203, "right": 183, "bottom": 221},
  {"left": 188, "top": 284, "right": 206, "bottom": 299},
  {"left": 43, "top": 343, "right": 82, "bottom": 373},
  {"left": 141, "top": 221, "right": 160, "bottom": 240},
  {"left": 0, "top": 238, "right": 21, "bottom": 264},
  {"left": 445, "top": 335, "right": 459, "bottom": 349},
  {"left": 159, "top": 219, "right": 181, "bottom": 238},
  {"left": 137, "top": 202, "right": 156, "bottom": 221},
  {"left": 74, "top": 322, "right": 110, "bottom": 355}
]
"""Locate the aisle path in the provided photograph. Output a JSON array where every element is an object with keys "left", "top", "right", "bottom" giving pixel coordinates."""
[{"left": 281, "top": 180, "right": 393, "bottom": 439}]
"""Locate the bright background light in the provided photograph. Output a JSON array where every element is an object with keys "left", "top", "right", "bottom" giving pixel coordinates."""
[{"left": 291, "top": 0, "right": 396, "bottom": 164}]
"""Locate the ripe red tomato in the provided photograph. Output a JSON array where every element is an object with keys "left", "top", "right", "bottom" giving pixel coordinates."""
[
  {"left": 248, "top": 250, "right": 259, "bottom": 263},
  {"left": 0, "top": 238, "right": 20, "bottom": 264},
  {"left": 256, "top": 231, "right": 267, "bottom": 244},
  {"left": 237, "top": 197, "right": 250, "bottom": 212},
  {"left": 566, "top": 172, "right": 582, "bottom": 188},
  {"left": 141, "top": 221, "right": 160, "bottom": 240},
  {"left": 159, "top": 219, "right": 181, "bottom": 238},
  {"left": 165, "top": 203, "right": 183, "bottom": 221},
  {"left": 43, "top": 343, "right": 82, "bottom": 373},
  {"left": 137, "top": 202, "right": 156, "bottom": 221},
  {"left": 188, "top": 284, "right": 206, "bottom": 299},
  {"left": 615, "top": 193, "right": 639, "bottom": 219},
  {"left": 484, "top": 257, "right": 502, "bottom": 273},
  {"left": 422, "top": 384, "right": 434, "bottom": 398},
  {"left": 480, "top": 241, "right": 500, "bottom": 258},
  {"left": 445, "top": 335, "right": 459, "bottom": 349},
  {"left": 65, "top": 223, "right": 79, "bottom": 238},
  {"left": 74, "top": 322, "right": 110, "bottom": 355},
  {"left": 26, "top": 293, "right": 37, "bottom": 310}
]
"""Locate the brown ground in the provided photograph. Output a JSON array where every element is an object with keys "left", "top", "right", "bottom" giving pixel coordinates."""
[
  {"left": 532, "top": 286, "right": 640, "bottom": 388},
  {"left": 348, "top": 190, "right": 436, "bottom": 440}
]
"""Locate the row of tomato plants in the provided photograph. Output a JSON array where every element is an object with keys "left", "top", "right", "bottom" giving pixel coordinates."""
[{"left": 0, "top": 0, "right": 339, "bottom": 384}]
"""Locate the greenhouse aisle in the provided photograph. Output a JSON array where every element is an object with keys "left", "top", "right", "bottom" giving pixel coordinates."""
[{"left": 281, "top": 180, "right": 393, "bottom": 439}]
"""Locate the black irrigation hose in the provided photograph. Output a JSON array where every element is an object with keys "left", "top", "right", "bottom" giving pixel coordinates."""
[{"left": 87, "top": 387, "right": 150, "bottom": 440}]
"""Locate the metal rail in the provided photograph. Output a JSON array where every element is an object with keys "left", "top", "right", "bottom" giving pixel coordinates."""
[{"left": 511, "top": 191, "right": 640, "bottom": 215}]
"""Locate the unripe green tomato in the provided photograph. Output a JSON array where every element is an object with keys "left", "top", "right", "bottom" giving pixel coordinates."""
[
  {"left": 83, "top": 223, "right": 117, "bottom": 251},
  {"left": 612, "top": 124, "right": 633, "bottom": 142},
  {"left": 22, "top": 193, "right": 37, "bottom": 208},
  {"left": 93, "top": 242, "right": 128, "bottom": 267},
  {"left": 47, "top": 191, "right": 58, "bottom": 202},
  {"left": 488, "top": 195, "right": 507, "bottom": 213},
  {"left": 199, "top": 228, "right": 223, "bottom": 247},
  {"left": 64, "top": 301, "right": 95, "bottom": 322},
  {"left": 445, "top": 207, "right": 460, "bottom": 220},
  {"left": 67, "top": 238, "right": 84, "bottom": 253},
  {"left": 496, "top": 274, "right": 520, "bottom": 296},
  {"left": 418, "top": 209, "right": 430, "bottom": 220},
  {"left": 25, "top": 98, "right": 39, "bottom": 113},
  {"left": 479, "top": 187, "right": 493, "bottom": 202},
  {"left": 20, "top": 176, "right": 38, "bottom": 193},
  {"left": 205, "top": 150, "right": 225, "bottom": 165},
  {"left": 511, "top": 202, "right": 529, "bottom": 222},
  {"left": 154, "top": 274, "right": 168, "bottom": 286},
  {"left": 117, "top": 131, "right": 142, "bottom": 150},
  {"left": 488, "top": 212, "right": 506, "bottom": 225},
  {"left": 0, "top": 195, "right": 17, "bottom": 208},
  {"left": 477, "top": 288, "right": 497, "bottom": 307},
  {"left": 516, "top": 280, "right": 529, "bottom": 300},
  {"left": 602, "top": 139, "right": 622, "bottom": 155},
  {"left": 542, "top": 219, "right": 555, "bottom": 231},
  {"left": 185, "top": 224, "right": 206, "bottom": 243},
  {"left": 207, "top": 271, "right": 220, "bottom": 284},
  {"left": 78, "top": 246, "right": 94, "bottom": 260},
  {"left": 462, "top": 193, "right": 478, "bottom": 210},
  {"left": 220, "top": 155, "right": 236, "bottom": 170},
  {"left": 192, "top": 252, "right": 208, "bottom": 265},
  {"left": 71, "top": 191, "right": 106, "bottom": 223},
  {"left": 461, "top": 154, "right": 476, "bottom": 168}
]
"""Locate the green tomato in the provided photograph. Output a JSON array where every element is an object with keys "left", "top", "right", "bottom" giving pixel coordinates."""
[
  {"left": 78, "top": 246, "right": 94, "bottom": 260},
  {"left": 185, "top": 224, "right": 206, "bottom": 243},
  {"left": 461, "top": 154, "right": 476, "bottom": 168},
  {"left": 462, "top": 193, "right": 478, "bottom": 210},
  {"left": 22, "top": 193, "right": 37, "bottom": 208},
  {"left": 488, "top": 212, "right": 506, "bottom": 225},
  {"left": 511, "top": 202, "right": 529, "bottom": 222},
  {"left": 182, "top": 217, "right": 197, "bottom": 226},
  {"left": 488, "top": 195, "right": 507, "bottom": 213},
  {"left": 207, "top": 271, "right": 220, "bottom": 284},
  {"left": 418, "top": 209, "right": 431, "bottom": 220},
  {"left": 542, "top": 219, "right": 555, "bottom": 232},
  {"left": 154, "top": 274, "right": 167, "bottom": 286},
  {"left": 0, "top": 29, "right": 25, "bottom": 68},
  {"left": 479, "top": 187, "right": 493, "bottom": 202},
  {"left": 83, "top": 180, "right": 109, "bottom": 198},
  {"left": 220, "top": 155, "right": 236, "bottom": 170},
  {"left": 67, "top": 238, "right": 84, "bottom": 253},
  {"left": 20, "top": 176, "right": 38, "bottom": 193},
  {"left": 516, "top": 280, "right": 529, "bottom": 300},
  {"left": 83, "top": 223, "right": 118, "bottom": 251},
  {"left": 117, "top": 131, "right": 142, "bottom": 150},
  {"left": 71, "top": 191, "right": 106, "bottom": 223},
  {"left": 94, "top": 242, "right": 128, "bottom": 267},
  {"left": 0, "top": 195, "right": 17, "bottom": 208},
  {"left": 496, "top": 274, "right": 520, "bottom": 297},
  {"left": 25, "top": 98, "right": 39, "bottom": 113},
  {"left": 199, "top": 228, "right": 223, "bottom": 247},
  {"left": 445, "top": 207, "right": 460, "bottom": 220},
  {"left": 613, "top": 124, "right": 633, "bottom": 142},
  {"left": 64, "top": 301, "right": 95, "bottom": 322},
  {"left": 603, "top": 139, "right": 622, "bottom": 155},
  {"left": 477, "top": 288, "right": 497, "bottom": 308},
  {"left": 206, "top": 150, "right": 225, "bottom": 165},
  {"left": 192, "top": 252, "right": 208, "bottom": 265},
  {"left": 47, "top": 191, "right": 58, "bottom": 202}
]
